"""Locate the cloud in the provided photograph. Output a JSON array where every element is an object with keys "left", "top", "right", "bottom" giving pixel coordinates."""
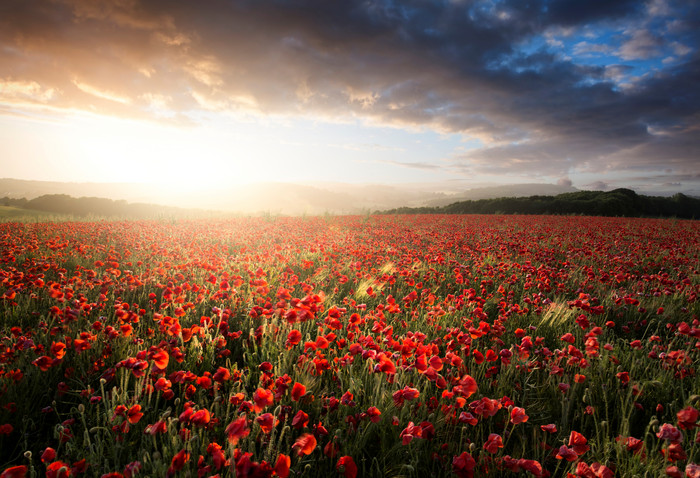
[
  {"left": 618, "top": 29, "right": 665, "bottom": 60},
  {"left": 380, "top": 160, "right": 441, "bottom": 171},
  {"left": 0, "top": 0, "right": 698, "bottom": 183},
  {"left": 557, "top": 177, "right": 573, "bottom": 187},
  {"left": 587, "top": 181, "right": 610, "bottom": 190},
  {"left": 573, "top": 41, "right": 613, "bottom": 56}
]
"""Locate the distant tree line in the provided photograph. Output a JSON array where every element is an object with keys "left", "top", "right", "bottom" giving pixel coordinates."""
[
  {"left": 380, "top": 189, "right": 700, "bottom": 219},
  {"left": 1, "top": 194, "right": 195, "bottom": 219}
]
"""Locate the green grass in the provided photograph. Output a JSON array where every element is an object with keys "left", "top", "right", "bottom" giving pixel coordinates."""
[{"left": 0, "top": 206, "right": 74, "bottom": 222}]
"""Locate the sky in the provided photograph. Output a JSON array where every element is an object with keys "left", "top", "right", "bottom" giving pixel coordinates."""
[{"left": 1, "top": 0, "right": 699, "bottom": 197}]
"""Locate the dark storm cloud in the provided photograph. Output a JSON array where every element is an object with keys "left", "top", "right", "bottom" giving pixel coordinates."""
[
  {"left": 0, "top": 0, "right": 698, "bottom": 180},
  {"left": 544, "top": 0, "right": 643, "bottom": 25}
]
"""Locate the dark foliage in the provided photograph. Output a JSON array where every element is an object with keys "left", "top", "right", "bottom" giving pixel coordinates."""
[
  {"left": 1, "top": 194, "right": 197, "bottom": 218},
  {"left": 381, "top": 189, "right": 700, "bottom": 218}
]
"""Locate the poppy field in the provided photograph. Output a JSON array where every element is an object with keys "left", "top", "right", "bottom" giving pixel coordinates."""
[{"left": 0, "top": 214, "right": 698, "bottom": 478}]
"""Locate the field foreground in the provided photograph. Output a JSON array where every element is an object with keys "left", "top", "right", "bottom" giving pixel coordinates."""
[{"left": 0, "top": 215, "right": 698, "bottom": 477}]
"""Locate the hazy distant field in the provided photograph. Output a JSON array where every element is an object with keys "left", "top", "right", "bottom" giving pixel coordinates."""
[
  {"left": 0, "top": 215, "right": 698, "bottom": 477},
  {"left": 0, "top": 206, "right": 71, "bottom": 221}
]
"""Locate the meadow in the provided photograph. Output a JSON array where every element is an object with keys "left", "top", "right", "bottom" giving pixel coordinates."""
[{"left": 0, "top": 215, "right": 698, "bottom": 477}]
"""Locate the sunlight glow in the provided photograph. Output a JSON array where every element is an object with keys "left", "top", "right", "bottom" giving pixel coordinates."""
[{"left": 59, "top": 115, "right": 265, "bottom": 191}]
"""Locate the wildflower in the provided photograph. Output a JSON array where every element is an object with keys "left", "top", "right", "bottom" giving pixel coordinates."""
[
  {"left": 212, "top": 367, "right": 231, "bottom": 383},
  {"left": 190, "top": 409, "right": 211, "bottom": 427},
  {"left": 144, "top": 420, "right": 167, "bottom": 435},
  {"left": 569, "top": 431, "right": 590, "bottom": 455},
  {"left": 454, "top": 375, "right": 478, "bottom": 398},
  {"left": 336, "top": 456, "right": 357, "bottom": 478},
  {"left": 32, "top": 356, "right": 54, "bottom": 372},
  {"left": 274, "top": 455, "right": 291, "bottom": 478},
  {"left": 366, "top": 406, "right": 381, "bottom": 423},
  {"left": 225, "top": 417, "right": 249, "bottom": 445},
  {"left": 616, "top": 371, "right": 630, "bottom": 386},
  {"left": 452, "top": 452, "right": 476, "bottom": 478},
  {"left": 555, "top": 445, "right": 578, "bottom": 462},
  {"left": 50, "top": 342, "right": 67, "bottom": 359},
  {"left": 662, "top": 443, "right": 687, "bottom": 462},
  {"left": 166, "top": 449, "right": 189, "bottom": 477},
  {"left": 400, "top": 422, "right": 422, "bottom": 445},
  {"left": 291, "top": 382, "right": 306, "bottom": 401},
  {"left": 291, "top": 410, "right": 309, "bottom": 429},
  {"left": 657, "top": 423, "right": 683, "bottom": 444},
  {"left": 0, "top": 466, "right": 28, "bottom": 478},
  {"left": 483, "top": 433, "right": 503, "bottom": 454},
  {"left": 292, "top": 433, "right": 317, "bottom": 456},
  {"left": 510, "top": 407, "right": 529, "bottom": 425},
  {"left": 686, "top": 463, "right": 700, "bottom": 478},
  {"left": 392, "top": 386, "right": 420, "bottom": 407},
  {"left": 126, "top": 405, "right": 143, "bottom": 425},
  {"left": 41, "top": 448, "right": 56, "bottom": 463},
  {"left": 677, "top": 406, "right": 699, "bottom": 430},
  {"left": 253, "top": 388, "right": 273, "bottom": 412},
  {"left": 45, "top": 462, "right": 71, "bottom": 478},
  {"left": 618, "top": 435, "right": 646, "bottom": 457}
]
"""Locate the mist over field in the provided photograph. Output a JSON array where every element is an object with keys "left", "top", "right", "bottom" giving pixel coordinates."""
[{"left": 0, "top": 178, "right": 582, "bottom": 215}]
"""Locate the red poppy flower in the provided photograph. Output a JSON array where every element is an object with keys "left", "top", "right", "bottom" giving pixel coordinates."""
[
  {"left": 454, "top": 375, "right": 478, "bottom": 398},
  {"left": 190, "top": 409, "right": 211, "bottom": 427},
  {"left": 286, "top": 330, "right": 302, "bottom": 349},
  {"left": 677, "top": 406, "right": 699, "bottom": 430},
  {"left": 225, "top": 416, "right": 249, "bottom": 445},
  {"left": 685, "top": 464, "right": 700, "bottom": 478},
  {"left": 291, "top": 383, "right": 306, "bottom": 402},
  {"left": 41, "top": 448, "right": 57, "bottom": 463},
  {"left": 212, "top": 367, "right": 231, "bottom": 383},
  {"left": 150, "top": 350, "right": 169, "bottom": 370},
  {"left": 253, "top": 388, "right": 273, "bottom": 412},
  {"left": 336, "top": 456, "right": 357, "bottom": 478},
  {"left": 568, "top": 431, "right": 590, "bottom": 455},
  {"left": 657, "top": 423, "right": 683, "bottom": 444},
  {"left": 291, "top": 410, "right": 309, "bottom": 429},
  {"left": 144, "top": 420, "right": 167, "bottom": 435},
  {"left": 292, "top": 433, "right": 317, "bottom": 456},
  {"left": 274, "top": 454, "right": 290, "bottom": 478},
  {"left": 256, "top": 413, "right": 276, "bottom": 434},
  {"left": 392, "top": 386, "right": 420, "bottom": 407},
  {"left": 46, "top": 462, "right": 71, "bottom": 478},
  {"left": 483, "top": 433, "right": 503, "bottom": 454},
  {"left": 0, "top": 466, "right": 27, "bottom": 478},
  {"left": 366, "top": 406, "right": 381, "bottom": 423},
  {"left": 126, "top": 405, "right": 143, "bottom": 425},
  {"left": 400, "top": 422, "right": 422, "bottom": 445},
  {"left": 375, "top": 353, "right": 396, "bottom": 374},
  {"left": 32, "top": 356, "right": 54, "bottom": 372},
  {"left": 662, "top": 443, "right": 687, "bottom": 462},
  {"left": 50, "top": 342, "right": 66, "bottom": 359},
  {"left": 206, "top": 443, "right": 227, "bottom": 470},
  {"left": 452, "top": 452, "right": 476, "bottom": 478},
  {"left": 166, "top": 449, "right": 189, "bottom": 477},
  {"left": 555, "top": 445, "right": 578, "bottom": 462},
  {"left": 510, "top": 407, "right": 529, "bottom": 425}
]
